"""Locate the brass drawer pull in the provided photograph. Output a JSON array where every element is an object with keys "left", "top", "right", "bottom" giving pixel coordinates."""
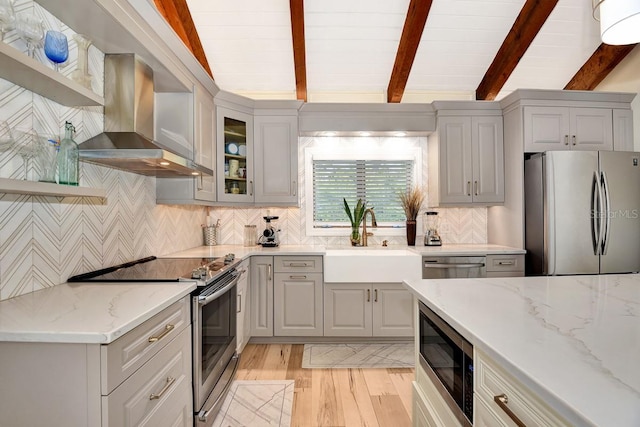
[
  {"left": 497, "top": 260, "right": 515, "bottom": 266},
  {"left": 494, "top": 394, "right": 526, "bottom": 427},
  {"left": 289, "top": 275, "right": 307, "bottom": 280},
  {"left": 148, "top": 324, "right": 175, "bottom": 343},
  {"left": 149, "top": 376, "right": 176, "bottom": 400},
  {"left": 367, "top": 289, "right": 371, "bottom": 302},
  {"left": 288, "top": 262, "right": 308, "bottom": 267},
  {"left": 374, "top": 289, "right": 378, "bottom": 302}
]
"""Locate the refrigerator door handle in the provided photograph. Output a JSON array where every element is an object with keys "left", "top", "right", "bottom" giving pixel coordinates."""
[
  {"left": 601, "top": 171, "right": 612, "bottom": 255},
  {"left": 592, "top": 171, "right": 603, "bottom": 255}
]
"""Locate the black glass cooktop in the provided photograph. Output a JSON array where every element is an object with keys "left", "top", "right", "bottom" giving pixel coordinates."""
[{"left": 67, "top": 256, "right": 228, "bottom": 283}]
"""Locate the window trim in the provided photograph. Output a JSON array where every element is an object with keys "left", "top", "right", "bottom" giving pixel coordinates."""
[{"left": 304, "top": 145, "right": 422, "bottom": 237}]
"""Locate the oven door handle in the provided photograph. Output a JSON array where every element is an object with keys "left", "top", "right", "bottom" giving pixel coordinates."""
[{"left": 198, "top": 275, "right": 240, "bottom": 306}]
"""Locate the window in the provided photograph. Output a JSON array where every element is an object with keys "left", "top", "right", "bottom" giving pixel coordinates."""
[{"left": 305, "top": 144, "right": 421, "bottom": 236}]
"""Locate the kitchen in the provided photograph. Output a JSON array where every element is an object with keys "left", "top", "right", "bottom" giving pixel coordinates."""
[{"left": 0, "top": 0, "right": 639, "bottom": 426}]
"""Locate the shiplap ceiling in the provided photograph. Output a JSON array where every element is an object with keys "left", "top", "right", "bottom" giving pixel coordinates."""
[{"left": 183, "top": 0, "right": 638, "bottom": 102}]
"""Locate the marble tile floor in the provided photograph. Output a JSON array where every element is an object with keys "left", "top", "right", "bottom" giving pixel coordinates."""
[
  {"left": 213, "top": 380, "right": 294, "bottom": 427},
  {"left": 301, "top": 343, "right": 414, "bottom": 369}
]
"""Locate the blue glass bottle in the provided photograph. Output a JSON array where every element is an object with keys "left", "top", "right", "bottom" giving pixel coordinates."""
[{"left": 58, "top": 121, "right": 78, "bottom": 186}]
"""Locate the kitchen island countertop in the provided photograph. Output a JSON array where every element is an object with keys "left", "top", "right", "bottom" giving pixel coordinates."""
[
  {"left": 0, "top": 281, "right": 196, "bottom": 344},
  {"left": 403, "top": 274, "right": 640, "bottom": 427}
]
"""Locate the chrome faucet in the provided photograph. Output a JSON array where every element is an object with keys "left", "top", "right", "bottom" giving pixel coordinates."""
[{"left": 361, "top": 208, "right": 377, "bottom": 246}]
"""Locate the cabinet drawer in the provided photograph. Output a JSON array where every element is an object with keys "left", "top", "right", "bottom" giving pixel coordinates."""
[
  {"left": 485, "top": 254, "right": 524, "bottom": 273},
  {"left": 475, "top": 351, "right": 571, "bottom": 427},
  {"left": 102, "top": 326, "right": 193, "bottom": 427},
  {"left": 274, "top": 256, "right": 323, "bottom": 273},
  {"left": 101, "top": 296, "right": 191, "bottom": 395}
]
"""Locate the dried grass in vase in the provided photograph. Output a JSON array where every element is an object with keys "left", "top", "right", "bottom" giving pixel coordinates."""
[{"left": 399, "top": 186, "right": 425, "bottom": 221}]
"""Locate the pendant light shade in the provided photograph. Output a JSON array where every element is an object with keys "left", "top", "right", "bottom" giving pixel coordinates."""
[{"left": 595, "top": 0, "right": 640, "bottom": 45}]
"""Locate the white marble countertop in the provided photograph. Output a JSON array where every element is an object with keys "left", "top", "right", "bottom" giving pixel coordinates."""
[
  {"left": 164, "top": 243, "right": 524, "bottom": 259},
  {"left": 414, "top": 243, "right": 526, "bottom": 256},
  {"left": 403, "top": 274, "right": 640, "bottom": 427},
  {"left": 0, "top": 281, "right": 196, "bottom": 344}
]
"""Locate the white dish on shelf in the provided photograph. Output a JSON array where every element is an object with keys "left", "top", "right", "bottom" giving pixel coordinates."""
[
  {"left": 226, "top": 142, "right": 239, "bottom": 155},
  {"left": 238, "top": 144, "right": 246, "bottom": 156}
]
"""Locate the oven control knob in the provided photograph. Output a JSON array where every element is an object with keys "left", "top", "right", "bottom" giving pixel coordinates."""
[
  {"left": 224, "top": 253, "right": 235, "bottom": 264},
  {"left": 191, "top": 266, "right": 207, "bottom": 279}
]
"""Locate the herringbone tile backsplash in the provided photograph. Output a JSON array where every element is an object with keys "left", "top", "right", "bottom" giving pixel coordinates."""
[
  {"left": 0, "top": 1, "right": 486, "bottom": 302},
  {"left": 0, "top": 0, "right": 207, "bottom": 301},
  {"left": 211, "top": 137, "right": 487, "bottom": 247}
]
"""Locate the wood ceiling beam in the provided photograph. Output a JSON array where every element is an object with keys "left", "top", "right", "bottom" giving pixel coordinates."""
[
  {"left": 153, "top": 0, "right": 213, "bottom": 78},
  {"left": 564, "top": 43, "right": 637, "bottom": 90},
  {"left": 387, "top": 0, "right": 433, "bottom": 103},
  {"left": 290, "top": 0, "right": 307, "bottom": 102},
  {"left": 475, "top": 0, "right": 558, "bottom": 100}
]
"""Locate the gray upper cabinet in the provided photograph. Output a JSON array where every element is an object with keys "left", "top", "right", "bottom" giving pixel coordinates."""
[
  {"left": 523, "top": 106, "right": 614, "bottom": 152},
  {"left": 156, "top": 85, "right": 217, "bottom": 205},
  {"left": 613, "top": 109, "right": 635, "bottom": 151},
  {"left": 429, "top": 110, "right": 504, "bottom": 206},
  {"left": 254, "top": 115, "right": 298, "bottom": 205},
  {"left": 193, "top": 84, "right": 216, "bottom": 201},
  {"left": 216, "top": 106, "right": 255, "bottom": 203}
]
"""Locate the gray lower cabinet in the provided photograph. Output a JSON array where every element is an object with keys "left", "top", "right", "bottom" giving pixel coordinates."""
[
  {"left": 250, "top": 255, "right": 274, "bottom": 337},
  {"left": 324, "top": 282, "right": 413, "bottom": 337},
  {"left": 236, "top": 259, "right": 251, "bottom": 352},
  {"left": 0, "top": 297, "right": 192, "bottom": 427},
  {"left": 250, "top": 255, "right": 324, "bottom": 337},
  {"left": 274, "top": 272, "right": 323, "bottom": 336}
]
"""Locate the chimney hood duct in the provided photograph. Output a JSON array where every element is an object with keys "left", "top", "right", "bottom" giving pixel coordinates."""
[{"left": 78, "top": 54, "right": 213, "bottom": 177}]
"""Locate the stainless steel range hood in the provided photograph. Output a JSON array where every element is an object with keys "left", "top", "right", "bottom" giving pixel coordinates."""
[{"left": 79, "top": 54, "right": 213, "bottom": 177}]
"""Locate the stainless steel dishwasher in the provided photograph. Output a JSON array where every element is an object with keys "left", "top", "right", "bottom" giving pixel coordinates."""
[{"left": 422, "top": 256, "right": 486, "bottom": 279}]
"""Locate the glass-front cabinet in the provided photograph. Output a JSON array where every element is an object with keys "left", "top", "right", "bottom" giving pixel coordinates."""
[{"left": 216, "top": 107, "right": 254, "bottom": 203}]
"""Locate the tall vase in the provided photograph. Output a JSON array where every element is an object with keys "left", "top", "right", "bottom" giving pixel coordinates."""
[
  {"left": 350, "top": 226, "right": 361, "bottom": 246},
  {"left": 71, "top": 34, "right": 92, "bottom": 89},
  {"left": 406, "top": 220, "right": 417, "bottom": 246}
]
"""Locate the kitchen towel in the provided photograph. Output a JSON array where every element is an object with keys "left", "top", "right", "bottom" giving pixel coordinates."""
[{"left": 302, "top": 343, "right": 414, "bottom": 369}]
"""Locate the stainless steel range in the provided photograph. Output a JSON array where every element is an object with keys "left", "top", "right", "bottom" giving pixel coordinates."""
[{"left": 68, "top": 255, "right": 242, "bottom": 427}]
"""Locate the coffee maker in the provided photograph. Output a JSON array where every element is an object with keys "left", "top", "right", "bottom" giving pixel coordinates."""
[
  {"left": 258, "top": 215, "right": 280, "bottom": 247},
  {"left": 423, "top": 211, "right": 442, "bottom": 246}
]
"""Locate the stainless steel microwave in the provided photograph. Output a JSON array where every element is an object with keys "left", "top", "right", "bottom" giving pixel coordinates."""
[{"left": 418, "top": 301, "right": 474, "bottom": 426}]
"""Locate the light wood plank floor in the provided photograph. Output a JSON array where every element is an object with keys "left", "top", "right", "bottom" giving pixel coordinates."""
[{"left": 235, "top": 344, "right": 414, "bottom": 427}]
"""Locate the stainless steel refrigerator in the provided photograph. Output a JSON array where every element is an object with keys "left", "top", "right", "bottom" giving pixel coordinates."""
[{"left": 525, "top": 151, "right": 640, "bottom": 275}]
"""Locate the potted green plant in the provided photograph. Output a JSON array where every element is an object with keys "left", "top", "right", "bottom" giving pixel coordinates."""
[
  {"left": 343, "top": 198, "right": 367, "bottom": 246},
  {"left": 399, "top": 186, "right": 425, "bottom": 246}
]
